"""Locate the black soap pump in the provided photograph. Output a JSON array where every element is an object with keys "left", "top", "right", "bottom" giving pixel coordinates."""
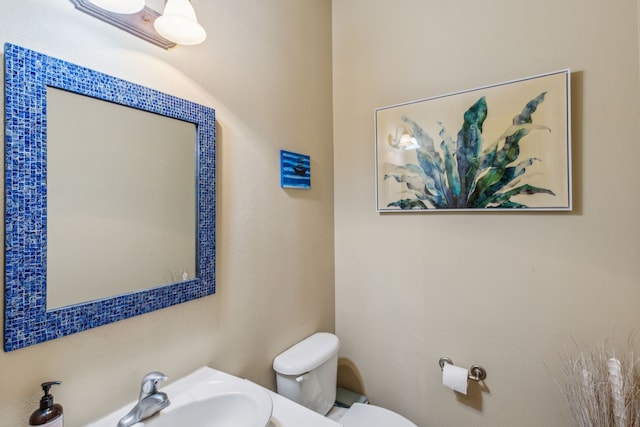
[{"left": 29, "top": 381, "right": 63, "bottom": 427}]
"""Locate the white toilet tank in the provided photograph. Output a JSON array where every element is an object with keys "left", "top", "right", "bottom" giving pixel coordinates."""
[{"left": 273, "top": 332, "right": 340, "bottom": 415}]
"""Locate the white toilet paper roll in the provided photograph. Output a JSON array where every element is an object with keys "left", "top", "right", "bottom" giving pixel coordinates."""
[{"left": 442, "top": 363, "right": 468, "bottom": 394}]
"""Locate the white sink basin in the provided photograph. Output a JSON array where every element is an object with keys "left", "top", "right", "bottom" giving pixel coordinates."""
[
  {"left": 141, "top": 380, "right": 273, "bottom": 427},
  {"left": 86, "top": 370, "right": 273, "bottom": 427},
  {"left": 86, "top": 367, "right": 339, "bottom": 427}
]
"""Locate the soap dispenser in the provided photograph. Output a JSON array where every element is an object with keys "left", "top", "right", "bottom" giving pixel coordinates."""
[{"left": 29, "top": 381, "right": 63, "bottom": 427}]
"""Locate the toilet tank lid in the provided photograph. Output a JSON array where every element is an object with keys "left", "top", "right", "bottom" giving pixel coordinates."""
[{"left": 273, "top": 332, "right": 340, "bottom": 375}]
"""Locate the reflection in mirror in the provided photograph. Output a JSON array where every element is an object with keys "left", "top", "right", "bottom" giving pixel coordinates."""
[
  {"left": 4, "top": 43, "right": 216, "bottom": 351},
  {"left": 47, "top": 88, "right": 196, "bottom": 309}
]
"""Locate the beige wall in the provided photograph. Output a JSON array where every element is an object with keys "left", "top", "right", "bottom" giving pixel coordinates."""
[
  {"left": 0, "top": 1, "right": 334, "bottom": 426},
  {"left": 333, "top": 0, "right": 640, "bottom": 426},
  {"left": 3, "top": 1, "right": 640, "bottom": 426}
]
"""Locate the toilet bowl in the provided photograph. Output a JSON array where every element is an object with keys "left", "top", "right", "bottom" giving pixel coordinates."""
[
  {"left": 273, "top": 332, "right": 417, "bottom": 427},
  {"left": 338, "top": 403, "right": 416, "bottom": 427}
]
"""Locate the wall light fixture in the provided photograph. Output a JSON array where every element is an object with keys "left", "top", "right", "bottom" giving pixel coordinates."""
[
  {"left": 70, "top": 0, "right": 207, "bottom": 49},
  {"left": 87, "top": 0, "right": 145, "bottom": 14}
]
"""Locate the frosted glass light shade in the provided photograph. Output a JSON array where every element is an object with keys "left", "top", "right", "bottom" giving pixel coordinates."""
[
  {"left": 399, "top": 132, "right": 418, "bottom": 150},
  {"left": 88, "top": 0, "right": 145, "bottom": 14},
  {"left": 154, "top": 0, "right": 206, "bottom": 45},
  {"left": 389, "top": 126, "right": 419, "bottom": 150}
]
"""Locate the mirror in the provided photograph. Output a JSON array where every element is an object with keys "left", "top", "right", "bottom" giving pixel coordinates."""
[
  {"left": 46, "top": 87, "right": 197, "bottom": 309},
  {"left": 4, "top": 43, "right": 216, "bottom": 351}
]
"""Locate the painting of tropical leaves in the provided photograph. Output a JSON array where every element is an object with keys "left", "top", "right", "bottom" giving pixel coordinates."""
[{"left": 375, "top": 70, "right": 571, "bottom": 211}]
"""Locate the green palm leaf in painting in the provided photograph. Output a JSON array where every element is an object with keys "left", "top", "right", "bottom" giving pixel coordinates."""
[
  {"left": 455, "top": 97, "right": 487, "bottom": 207},
  {"left": 384, "top": 92, "right": 555, "bottom": 209}
]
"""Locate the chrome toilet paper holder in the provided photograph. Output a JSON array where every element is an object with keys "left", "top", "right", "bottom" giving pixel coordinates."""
[{"left": 439, "top": 357, "right": 487, "bottom": 382}]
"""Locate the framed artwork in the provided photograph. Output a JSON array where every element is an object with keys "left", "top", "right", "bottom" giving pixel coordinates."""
[
  {"left": 281, "top": 150, "right": 311, "bottom": 189},
  {"left": 375, "top": 70, "right": 571, "bottom": 212}
]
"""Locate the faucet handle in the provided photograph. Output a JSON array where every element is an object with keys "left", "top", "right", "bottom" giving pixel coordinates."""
[{"left": 140, "top": 371, "right": 168, "bottom": 396}]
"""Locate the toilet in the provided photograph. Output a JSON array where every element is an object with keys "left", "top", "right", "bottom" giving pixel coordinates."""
[{"left": 273, "top": 332, "right": 417, "bottom": 427}]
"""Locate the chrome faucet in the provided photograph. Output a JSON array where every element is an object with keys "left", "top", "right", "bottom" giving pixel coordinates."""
[{"left": 117, "top": 372, "right": 170, "bottom": 427}]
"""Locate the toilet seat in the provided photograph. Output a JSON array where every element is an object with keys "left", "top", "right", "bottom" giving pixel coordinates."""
[{"left": 339, "top": 403, "right": 417, "bottom": 427}]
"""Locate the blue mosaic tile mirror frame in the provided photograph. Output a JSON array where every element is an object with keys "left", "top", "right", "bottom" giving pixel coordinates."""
[{"left": 4, "top": 43, "right": 216, "bottom": 351}]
